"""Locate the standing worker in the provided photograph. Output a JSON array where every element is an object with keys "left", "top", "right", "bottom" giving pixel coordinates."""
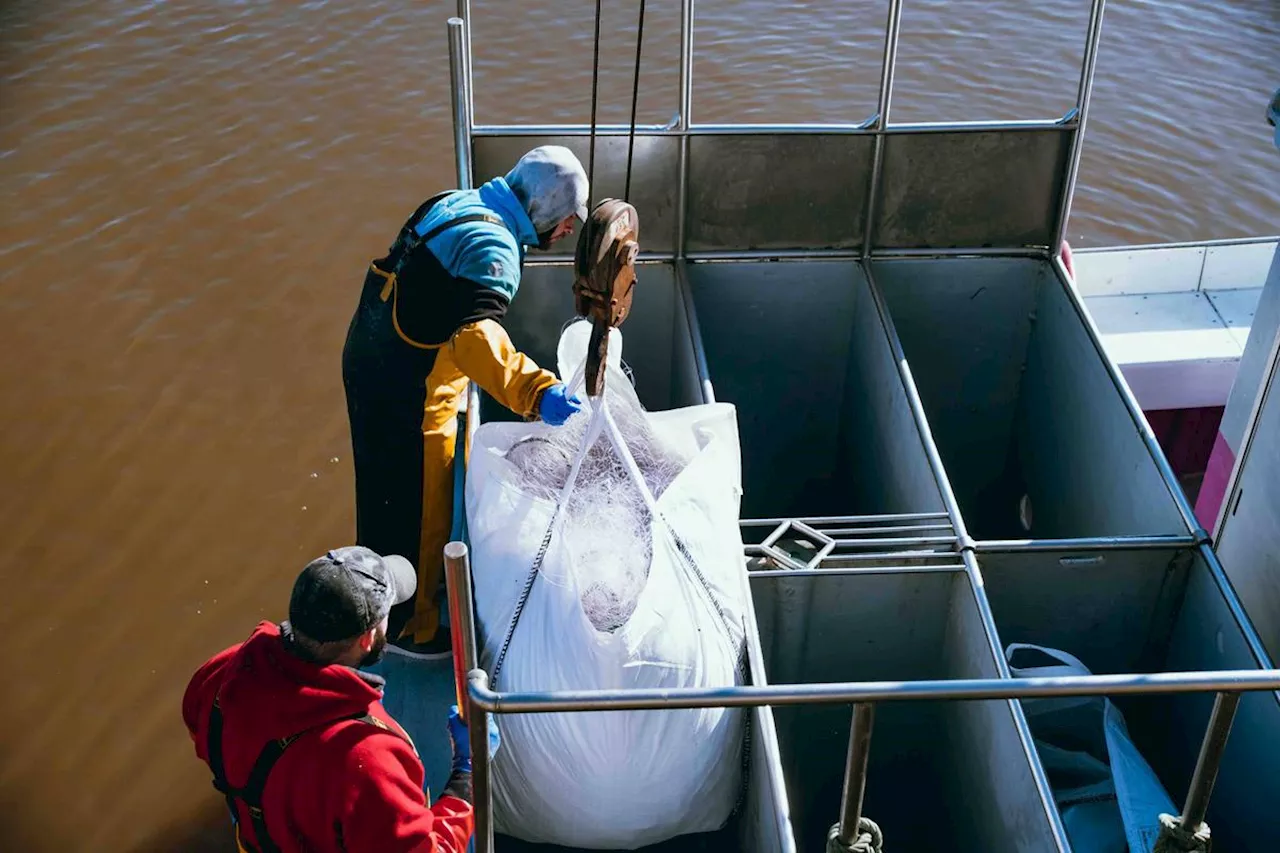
[
  {"left": 183, "top": 546, "right": 495, "bottom": 853},
  {"left": 343, "top": 146, "right": 589, "bottom": 656}
]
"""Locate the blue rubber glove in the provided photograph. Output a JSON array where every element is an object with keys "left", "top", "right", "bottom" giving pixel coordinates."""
[
  {"left": 539, "top": 383, "right": 583, "bottom": 426},
  {"left": 447, "top": 704, "right": 501, "bottom": 774}
]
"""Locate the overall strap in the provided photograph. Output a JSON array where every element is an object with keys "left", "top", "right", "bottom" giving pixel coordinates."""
[
  {"left": 207, "top": 695, "right": 410, "bottom": 853},
  {"left": 372, "top": 195, "right": 507, "bottom": 350},
  {"left": 389, "top": 191, "right": 505, "bottom": 279},
  {"left": 207, "top": 697, "right": 242, "bottom": 841}
]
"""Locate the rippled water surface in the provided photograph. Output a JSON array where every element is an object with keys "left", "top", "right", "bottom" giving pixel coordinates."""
[{"left": 0, "top": 1, "right": 1277, "bottom": 849}]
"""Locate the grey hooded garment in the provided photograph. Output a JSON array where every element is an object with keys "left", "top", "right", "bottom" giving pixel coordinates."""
[{"left": 505, "top": 145, "right": 590, "bottom": 234}]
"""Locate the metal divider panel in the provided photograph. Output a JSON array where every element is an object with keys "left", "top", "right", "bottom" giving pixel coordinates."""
[
  {"left": 874, "top": 129, "right": 1071, "bottom": 250},
  {"left": 751, "top": 569, "right": 956, "bottom": 850},
  {"left": 470, "top": 133, "right": 680, "bottom": 257},
  {"left": 976, "top": 547, "right": 1189, "bottom": 675},
  {"left": 685, "top": 260, "right": 864, "bottom": 518},
  {"left": 940, "top": 572, "right": 1065, "bottom": 852},
  {"left": 842, "top": 269, "right": 948, "bottom": 514},
  {"left": 871, "top": 257, "right": 1041, "bottom": 538},
  {"left": 1017, "top": 267, "right": 1191, "bottom": 538},
  {"left": 686, "top": 134, "right": 874, "bottom": 252}
]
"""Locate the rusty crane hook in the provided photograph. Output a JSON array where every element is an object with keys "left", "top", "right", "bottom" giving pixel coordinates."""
[{"left": 572, "top": 198, "right": 640, "bottom": 399}]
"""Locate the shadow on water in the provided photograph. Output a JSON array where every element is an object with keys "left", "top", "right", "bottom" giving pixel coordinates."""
[
  {"left": 0, "top": 789, "right": 53, "bottom": 853},
  {"left": 130, "top": 797, "right": 234, "bottom": 853}
]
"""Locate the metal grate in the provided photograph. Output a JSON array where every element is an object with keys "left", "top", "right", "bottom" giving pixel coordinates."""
[{"left": 741, "top": 512, "right": 963, "bottom": 573}]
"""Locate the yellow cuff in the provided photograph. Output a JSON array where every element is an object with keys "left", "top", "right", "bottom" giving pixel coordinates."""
[{"left": 448, "top": 320, "right": 559, "bottom": 418}]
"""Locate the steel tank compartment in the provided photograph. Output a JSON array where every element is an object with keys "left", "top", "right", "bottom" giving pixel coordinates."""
[
  {"left": 748, "top": 565, "right": 1062, "bottom": 851},
  {"left": 870, "top": 257, "right": 1189, "bottom": 541},
  {"left": 979, "top": 545, "right": 1280, "bottom": 848},
  {"left": 685, "top": 260, "right": 947, "bottom": 520},
  {"left": 469, "top": 262, "right": 795, "bottom": 853}
]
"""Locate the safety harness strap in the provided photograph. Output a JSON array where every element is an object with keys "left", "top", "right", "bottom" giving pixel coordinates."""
[
  {"left": 388, "top": 191, "right": 505, "bottom": 280},
  {"left": 373, "top": 192, "right": 508, "bottom": 350},
  {"left": 207, "top": 694, "right": 407, "bottom": 853}
]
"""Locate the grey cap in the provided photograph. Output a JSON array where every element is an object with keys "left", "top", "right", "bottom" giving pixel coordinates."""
[
  {"left": 505, "top": 145, "right": 590, "bottom": 233},
  {"left": 289, "top": 546, "right": 416, "bottom": 643}
]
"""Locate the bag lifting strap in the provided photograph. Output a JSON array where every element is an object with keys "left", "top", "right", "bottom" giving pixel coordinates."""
[
  {"left": 370, "top": 191, "right": 505, "bottom": 350},
  {"left": 206, "top": 694, "right": 408, "bottom": 853}
]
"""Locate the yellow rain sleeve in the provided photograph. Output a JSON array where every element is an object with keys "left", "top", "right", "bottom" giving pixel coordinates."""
[
  {"left": 447, "top": 319, "right": 560, "bottom": 418},
  {"left": 402, "top": 318, "right": 559, "bottom": 644}
]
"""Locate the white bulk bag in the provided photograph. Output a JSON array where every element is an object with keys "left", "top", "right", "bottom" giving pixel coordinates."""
[{"left": 466, "top": 320, "right": 748, "bottom": 849}]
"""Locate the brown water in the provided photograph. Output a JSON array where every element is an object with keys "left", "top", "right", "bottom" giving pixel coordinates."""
[{"left": 0, "top": 1, "right": 1276, "bottom": 850}]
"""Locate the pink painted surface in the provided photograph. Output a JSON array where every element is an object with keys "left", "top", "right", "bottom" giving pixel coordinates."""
[
  {"left": 1145, "top": 406, "right": 1223, "bottom": 475},
  {"left": 1061, "top": 241, "right": 1075, "bottom": 280},
  {"left": 1196, "top": 431, "right": 1237, "bottom": 531}
]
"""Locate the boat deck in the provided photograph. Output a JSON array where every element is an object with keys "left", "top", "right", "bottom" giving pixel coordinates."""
[{"left": 1076, "top": 237, "right": 1278, "bottom": 411}]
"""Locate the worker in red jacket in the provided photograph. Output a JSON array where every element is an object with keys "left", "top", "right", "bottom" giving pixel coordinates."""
[{"left": 183, "top": 546, "right": 492, "bottom": 853}]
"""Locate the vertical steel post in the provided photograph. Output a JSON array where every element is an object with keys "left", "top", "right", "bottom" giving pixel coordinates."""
[
  {"left": 836, "top": 704, "right": 875, "bottom": 845},
  {"left": 446, "top": 541, "right": 489, "bottom": 852},
  {"left": 872, "top": 0, "right": 903, "bottom": 128},
  {"left": 1179, "top": 691, "right": 1240, "bottom": 834},
  {"left": 444, "top": 542, "right": 479, "bottom": 724},
  {"left": 674, "top": 262, "right": 715, "bottom": 403},
  {"left": 448, "top": 17, "right": 474, "bottom": 191},
  {"left": 455, "top": 0, "right": 474, "bottom": 128},
  {"left": 466, "top": 670, "right": 495, "bottom": 853},
  {"left": 1053, "top": 0, "right": 1107, "bottom": 252},
  {"left": 449, "top": 15, "right": 481, "bottom": 430},
  {"left": 860, "top": 0, "right": 904, "bottom": 255},
  {"left": 675, "top": 0, "right": 694, "bottom": 257},
  {"left": 445, "top": 545, "right": 488, "bottom": 851},
  {"left": 678, "top": 0, "right": 693, "bottom": 130}
]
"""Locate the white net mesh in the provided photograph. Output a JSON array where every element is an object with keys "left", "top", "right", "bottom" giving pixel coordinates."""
[{"left": 503, "top": 382, "right": 689, "bottom": 633}]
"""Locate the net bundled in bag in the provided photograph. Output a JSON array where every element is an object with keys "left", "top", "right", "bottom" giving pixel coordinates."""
[{"left": 466, "top": 320, "right": 749, "bottom": 849}]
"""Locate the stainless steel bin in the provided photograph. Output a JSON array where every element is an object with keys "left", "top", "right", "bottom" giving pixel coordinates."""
[
  {"left": 871, "top": 257, "right": 1190, "bottom": 542},
  {"left": 980, "top": 544, "right": 1280, "bottom": 848},
  {"left": 685, "top": 259, "right": 947, "bottom": 520},
  {"left": 748, "top": 566, "right": 1061, "bottom": 851}
]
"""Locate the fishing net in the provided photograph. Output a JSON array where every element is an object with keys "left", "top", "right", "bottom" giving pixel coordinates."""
[{"left": 503, "top": 377, "right": 689, "bottom": 632}]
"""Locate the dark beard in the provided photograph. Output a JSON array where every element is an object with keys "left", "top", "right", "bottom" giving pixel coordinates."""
[
  {"left": 359, "top": 631, "right": 388, "bottom": 668},
  {"left": 536, "top": 228, "right": 557, "bottom": 251}
]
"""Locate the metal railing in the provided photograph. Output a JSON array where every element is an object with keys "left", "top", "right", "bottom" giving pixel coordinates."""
[
  {"left": 449, "top": 0, "right": 1107, "bottom": 263},
  {"left": 445, "top": 540, "right": 1280, "bottom": 853}
]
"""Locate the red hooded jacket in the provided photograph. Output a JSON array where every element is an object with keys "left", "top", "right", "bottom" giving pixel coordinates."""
[{"left": 182, "top": 621, "right": 473, "bottom": 853}]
